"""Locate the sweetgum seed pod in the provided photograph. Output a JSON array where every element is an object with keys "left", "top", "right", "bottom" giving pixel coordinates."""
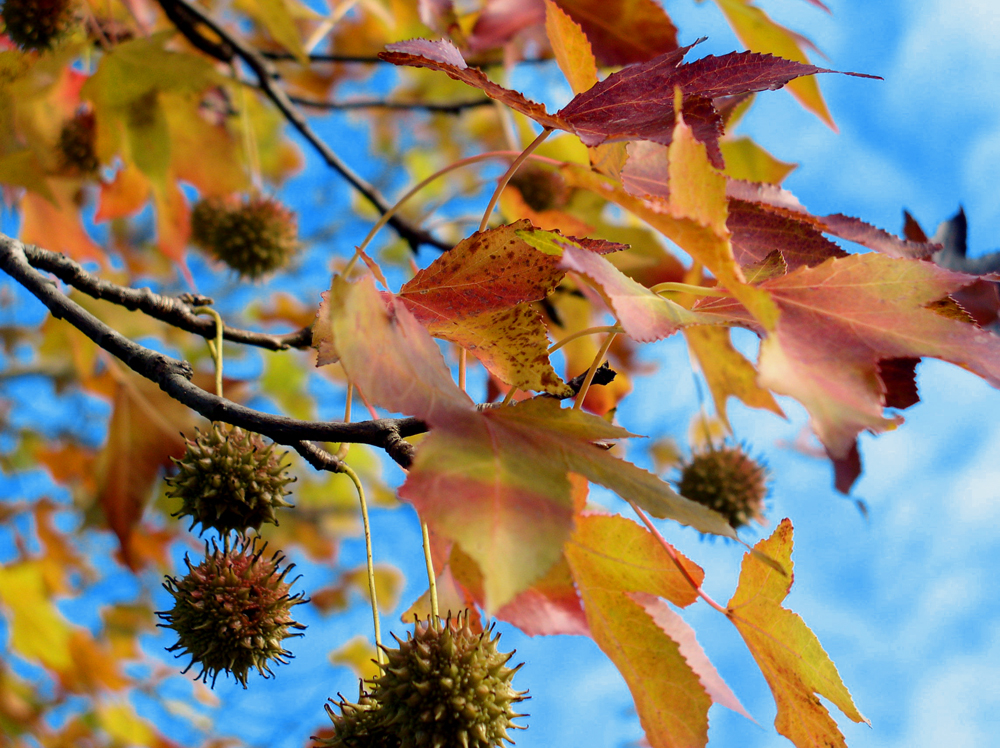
[
  {"left": 189, "top": 195, "right": 299, "bottom": 279},
  {"left": 677, "top": 444, "right": 769, "bottom": 529},
  {"left": 1, "top": 0, "right": 77, "bottom": 50},
  {"left": 165, "top": 421, "right": 295, "bottom": 536},
  {"left": 156, "top": 537, "right": 306, "bottom": 688},
  {"left": 319, "top": 611, "right": 527, "bottom": 748}
]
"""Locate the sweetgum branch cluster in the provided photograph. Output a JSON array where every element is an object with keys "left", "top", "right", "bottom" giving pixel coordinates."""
[{"left": 4, "top": 0, "right": 998, "bottom": 746}]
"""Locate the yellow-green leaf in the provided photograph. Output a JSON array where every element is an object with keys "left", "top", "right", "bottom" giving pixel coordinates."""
[
  {"left": 0, "top": 561, "right": 73, "bottom": 671},
  {"left": 727, "top": 519, "right": 868, "bottom": 747}
]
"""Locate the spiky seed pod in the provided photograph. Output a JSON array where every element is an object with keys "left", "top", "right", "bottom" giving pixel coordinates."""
[
  {"left": 508, "top": 165, "right": 568, "bottom": 212},
  {"left": 316, "top": 688, "right": 401, "bottom": 748},
  {"left": 1, "top": 0, "right": 77, "bottom": 51},
  {"left": 677, "top": 445, "right": 769, "bottom": 529},
  {"left": 165, "top": 422, "right": 295, "bottom": 536},
  {"left": 157, "top": 538, "right": 306, "bottom": 688},
  {"left": 57, "top": 110, "right": 98, "bottom": 176},
  {"left": 370, "top": 612, "right": 528, "bottom": 748},
  {"left": 189, "top": 195, "right": 299, "bottom": 279}
]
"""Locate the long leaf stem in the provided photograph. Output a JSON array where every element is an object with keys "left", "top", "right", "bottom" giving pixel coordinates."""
[
  {"left": 573, "top": 332, "right": 617, "bottom": 410},
  {"left": 342, "top": 463, "right": 384, "bottom": 664},
  {"left": 421, "top": 521, "right": 440, "bottom": 624},
  {"left": 344, "top": 150, "right": 562, "bottom": 277},
  {"left": 628, "top": 501, "right": 729, "bottom": 615},
  {"left": 192, "top": 306, "right": 224, "bottom": 397},
  {"left": 478, "top": 129, "right": 553, "bottom": 233},
  {"left": 548, "top": 325, "right": 624, "bottom": 354}
]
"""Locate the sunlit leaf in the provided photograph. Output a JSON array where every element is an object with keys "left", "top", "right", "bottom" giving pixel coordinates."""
[{"left": 728, "top": 519, "right": 868, "bottom": 746}]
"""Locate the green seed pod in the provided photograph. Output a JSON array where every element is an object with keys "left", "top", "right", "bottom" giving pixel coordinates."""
[
  {"left": 157, "top": 538, "right": 306, "bottom": 688},
  {"left": 1, "top": 0, "right": 77, "bottom": 51},
  {"left": 677, "top": 444, "right": 769, "bottom": 529},
  {"left": 370, "top": 612, "right": 528, "bottom": 748},
  {"left": 316, "top": 687, "right": 401, "bottom": 748},
  {"left": 190, "top": 195, "right": 299, "bottom": 279},
  {"left": 165, "top": 421, "right": 295, "bottom": 537}
]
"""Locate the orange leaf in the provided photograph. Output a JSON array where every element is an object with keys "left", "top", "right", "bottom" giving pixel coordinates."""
[
  {"left": 20, "top": 178, "right": 103, "bottom": 262},
  {"left": 683, "top": 325, "right": 783, "bottom": 426},
  {"left": 727, "top": 519, "right": 868, "bottom": 746},
  {"left": 544, "top": 0, "right": 598, "bottom": 95},
  {"left": 565, "top": 514, "right": 710, "bottom": 748}
]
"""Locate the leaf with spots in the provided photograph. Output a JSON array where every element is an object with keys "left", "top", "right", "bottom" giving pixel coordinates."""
[
  {"left": 427, "top": 304, "right": 572, "bottom": 396},
  {"left": 728, "top": 519, "right": 868, "bottom": 747},
  {"left": 395, "top": 221, "right": 622, "bottom": 393}
]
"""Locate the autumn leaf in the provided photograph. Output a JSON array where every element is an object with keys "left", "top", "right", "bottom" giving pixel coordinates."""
[
  {"left": 683, "top": 325, "right": 783, "bottom": 426},
  {"left": 323, "top": 274, "right": 475, "bottom": 424},
  {"left": 565, "top": 514, "right": 711, "bottom": 748},
  {"left": 728, "top": 199, "right": 847, "bottom": 271},
  {"left": 563, "top": 145, "right": 779, "bottom": 329},
  {"left": 427, "top": 304, "right": 572, "bottom": 396},
  {"left": 544, "top": 0, "right": 598, "bottom": 96},
  {"left": 710, "top": 0, "right": 836, "bottom": 127},
  {"left": 719, "top": 136, "right": 796, "bottom": 184},
  {"left": 727, "top": 519, "right": 868, "bottom": 747},
  {"left": 0, "top": 561, "right": 74, "bottom": 672},
  {"left": 393, "top": 221, "right": 622, "bottom": 394},
  {"left": 379, "top": 39, "right": 565, "bottom": 129},
  {"left": 553, "top": 0, "right": 678, "bottom": 66},
  {"left": 696, "top": 253, "right": 1000, "bottom": 489},
  {"left": 557, "top": 241, "right": 716, "bottom": 342}
]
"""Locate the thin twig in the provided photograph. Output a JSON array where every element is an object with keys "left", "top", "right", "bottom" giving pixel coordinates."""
[
  {"left": 156, "top": 0, "right": 447, "bottom": 251},
  {"left": 23, "top": 244, "right": 311, "bottom": 351},
  {"left": 287, "top": 93, "right": 492, "bottom": 114},
  {"left": 0, "top": 234, "right": 426, "bottom": 468}
]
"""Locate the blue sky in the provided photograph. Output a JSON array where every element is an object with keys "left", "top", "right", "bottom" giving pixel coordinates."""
[{"left": 4, "top": 1, "right": 1000, "bottom": 747}]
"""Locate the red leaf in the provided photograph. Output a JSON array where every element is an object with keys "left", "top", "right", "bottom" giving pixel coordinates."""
[
  {"left": 380, "top": 39, "right": 564, "bottom": 129},
  {"left": 728, "top": 199, "right": 847, "bottom": 270},
  {"left": 558, "top": 45, "right": 874, "bottom": 161},
  {"left": 818, "top": 213, "right": 939, "bottom": 259},
  {"left": 553, "top": 0, "right": 678, "bottom": 66}
]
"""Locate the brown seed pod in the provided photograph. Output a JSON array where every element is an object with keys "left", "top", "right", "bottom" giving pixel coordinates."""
[
  {"left": 677, "top": 444, "right": 769, "bottom": 529},
  {"left": 157, "top": 538, "right": 306, "bottom": 688}
]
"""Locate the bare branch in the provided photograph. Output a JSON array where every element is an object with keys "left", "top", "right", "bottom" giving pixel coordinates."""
[
  {"left": 0, "top": 233, "right": 425, "bottom": 469},
  {"left": 156, "top": 0, "right": 449, "bottom": 252},
  {"left": 287, "top": 94, "right": 492, "bottom": 115},
  {"left": 24, "top": 244, "right": 312, "bottom": 351}
]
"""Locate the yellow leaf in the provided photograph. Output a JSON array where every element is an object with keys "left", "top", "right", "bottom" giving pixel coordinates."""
[
  {"left": 237, "top": 0, "right": 309, "bottom": 64},
  {"left": 330, "top": 635, "right": 381, "bottom": 682},
  {"left": 684, "top": 325, "right": 784, "bottom": 427},
  {"left": 97, "top": 703, "right": 155, "bottom": 747},
  {"left": 544, "top": 0, "right": 599, "bottom": 95},
  {"left": 713, "top": 0, "right": 834, "bottom": 128},
  {"left": 720, "top": 136, "right": 797, "bottom": 185},
  {"left": 0, "top": 561, "right": 73, "bottom": 672},
  {"left": 727, "top": 519, "right": 868, "bottom": 747}
]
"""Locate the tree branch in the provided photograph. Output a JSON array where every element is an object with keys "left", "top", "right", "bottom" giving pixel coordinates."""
[
  {"left": 156, "top": 0, "right": 449, "bottom": 252},
  {"left": 287, "top": 94, "right": 492, "bottom": 115},
  {"left": 0, "top": 234, "right": 426, "bottom": 468},
  {"left": 24, "top": 244, "right": 312, "bottom": 351}
]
